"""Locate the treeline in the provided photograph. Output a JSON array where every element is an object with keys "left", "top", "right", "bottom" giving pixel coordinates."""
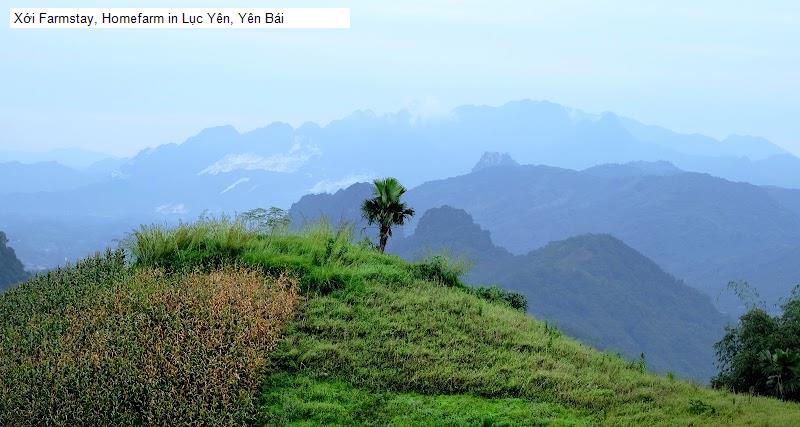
[{"left": 714, "top": 284, "right": 800, "bottom": 401}]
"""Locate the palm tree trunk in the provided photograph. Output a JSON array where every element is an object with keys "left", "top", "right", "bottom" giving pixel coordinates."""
[{"left": 378, "top": 226, "right": 390, "bottom": 253}]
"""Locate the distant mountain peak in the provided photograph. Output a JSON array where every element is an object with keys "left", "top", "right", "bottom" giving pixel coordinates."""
[
  {"left": 391, "top": 205, "right": 510, "bottom": 260},
  {"left": 472, "top": 152, "right": 519, "bottom": 172}
]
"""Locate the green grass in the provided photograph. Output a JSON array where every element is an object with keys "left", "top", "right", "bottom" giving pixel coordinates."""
[
  {"left": 267, "top": 268, "right": 800, "bottom": 425},
  {"left": 3, "top": 219, "right": 800, "bottom": 425},
  {"left": 259, "top": 373, "right": 590, "bottom": 426}
]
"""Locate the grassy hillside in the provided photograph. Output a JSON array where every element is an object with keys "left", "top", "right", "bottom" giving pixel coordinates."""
[{"left": 1, "top": 220, "right": 800, "bottom": 425}]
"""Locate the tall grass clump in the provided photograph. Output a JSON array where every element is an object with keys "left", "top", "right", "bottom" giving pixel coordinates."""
[
  {"left": 0, "top": 251, "right": 300, "bottom": 426},
  {"left": 128, "top": 218, "right": 254, "bottom": 270}
]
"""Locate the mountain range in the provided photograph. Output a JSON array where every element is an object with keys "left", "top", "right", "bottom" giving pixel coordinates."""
[{"left": 3, "top": 99, "right": 800, "bottom": 216}]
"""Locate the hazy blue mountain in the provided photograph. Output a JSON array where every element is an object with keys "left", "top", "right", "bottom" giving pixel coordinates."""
[
  {"left": 0, "top": 161, "right": 100, "bottom": 194},
  {"left": 84, "top": 157, "right": 129, "bottom": 177},
  {"left": 0, "top": 231, "right": 28, "bottom": 291},
  {"left": 472, "top": 152, "right": 520, "bottom": 172},
  {"left": 583, "top": 160, "right": 683, "bottom": 178},
  {"left": 0, "top": 213, "right": 152, "bottom": 271},
  {"left": 289, "top": 182, "right": 373, "bottom": 233},
  {"left": 763, "top": 186, "right": 800, "bottom": 219},
  {"left": 619, "top": 118, "right": 788, "bottom": 161},
  {"left": 391, "top": 206, "right": 514, "bottom": 262},
  {"left": 390, "top": 206, "right": 727, "bottom": 381},
  {"left": 0, "top": 148, "right": 114, "bottom": 170}
]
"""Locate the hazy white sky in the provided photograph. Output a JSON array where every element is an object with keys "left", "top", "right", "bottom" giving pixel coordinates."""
[{"left": 2, "top": 0, "right": 798, "bottom": 157}]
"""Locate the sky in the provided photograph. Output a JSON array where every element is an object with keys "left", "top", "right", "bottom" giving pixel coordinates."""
[{"left": 1, "top": 0, "right": 799, "bottom": 157}]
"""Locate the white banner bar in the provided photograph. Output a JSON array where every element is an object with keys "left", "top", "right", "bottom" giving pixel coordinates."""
[{"left": 9, "top": 8, "right": 350, "bottom": 29}]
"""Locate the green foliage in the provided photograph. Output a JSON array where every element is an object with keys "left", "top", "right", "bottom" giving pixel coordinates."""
[
  {"left": 472, "top": 286, "right": 528, "bottom": 312},
  {"left": 632, "top": 353, "right": 647, "bottom": 374},
  {"left": 361, "top": 177, "right": 415, "bottom": 252},
  {"left": 726, "top": 280, "right": 766, "bottom": 311},
  {"left": 411, "top": 254, "right": 468, "bottom": 288},
  {"left": 0, "top": 251, "right": 300, "bottom": 425},
  {"left": 713, "top": 287, "right": 800, "bottom": 402},
  {"left": 760, "top": 349, "right": 800, "bottom": 400},
  {"left": 259, "top": 373, "right": 591, "bottom": 426},
  {"left": 238, "top": 207, "right": 290, "bottom": 234},
  {"left": 687, "top": 399, "right": 716, "bottom": 415}
]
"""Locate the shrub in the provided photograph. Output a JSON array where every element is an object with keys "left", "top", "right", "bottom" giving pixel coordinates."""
[
  {"left": 237, "top": 207, "right": 290, "bottom": 234},
  {"left": 688, "top": 399, "right": 716, "bottom": 415},
  {"left": 472, "top": 286, "right": 528, "bottom": 312},
  {"left": 411, "top": 255, "right": 469, "bottom": 288},
  {"left": 0, "top": 254, "right": 300, "bottom": 426}
]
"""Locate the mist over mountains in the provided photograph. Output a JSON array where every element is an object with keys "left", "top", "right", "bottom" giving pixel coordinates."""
[{"left": 3, "top": 100, "right": 799, "bottom": 216}]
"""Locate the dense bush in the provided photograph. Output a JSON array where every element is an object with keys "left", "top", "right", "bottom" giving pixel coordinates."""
[
  {"left": 0, "top": 251, "right": 300, "bottom": 425},
  {"left": 472, "top": 285, "right": 528, "bottom": 312},
  {"left": 411, "top": 254, "right": 468, "bottom": 288},
  {"left": 713, "top": 287, "right": 800, "bottom": 401}
]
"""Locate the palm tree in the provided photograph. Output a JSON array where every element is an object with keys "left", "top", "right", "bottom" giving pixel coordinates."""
[
  {"left": 361, "top": 177, "right": 415, "bottom": 253},
  {"left": 760, "top": 349, "right": 800, "bottom": 399}
]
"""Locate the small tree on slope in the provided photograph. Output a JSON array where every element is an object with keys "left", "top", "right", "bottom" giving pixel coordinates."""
[{"left": 361, "top": 177, "right": 415, "bottom": 253}]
